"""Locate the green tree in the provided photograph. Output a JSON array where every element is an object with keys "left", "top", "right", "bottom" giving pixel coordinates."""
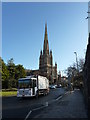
[
  {"left": 7, "top": 58, "right": 15, "bottom": 79},
  {"left": 15, "top": 64, "right": 26, "bottom": 87},
  {"left": 1, "top": 57, "right": 26, "bottom": 89},
  {"left": 2, "top": 60, "right": 9, "bottom": 80},
  {"left": 0, "top": 57, "right": 2, "bottom": 90},
  {"left": 7, "top": 58, "right": 16, "bottom": 88},
  {"left": 1, "top": 58, "right": 9, "bottom": 89},
  {"left": 0, "top": 58, "right": 1, "bottom": 90}
]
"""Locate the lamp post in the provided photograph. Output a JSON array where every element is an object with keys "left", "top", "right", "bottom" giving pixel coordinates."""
[{"left": 74, "top": 52, "right": 78, "bottom": 71}]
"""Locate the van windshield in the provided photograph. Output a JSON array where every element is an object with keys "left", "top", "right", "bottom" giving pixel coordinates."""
[{"left": 18, "top": 79, "right": 32, "bottom": 89}]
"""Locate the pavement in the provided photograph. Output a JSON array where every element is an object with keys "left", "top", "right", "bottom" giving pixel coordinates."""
[{"left": 29, "top": 89, "right": 88, "bottom": 119}]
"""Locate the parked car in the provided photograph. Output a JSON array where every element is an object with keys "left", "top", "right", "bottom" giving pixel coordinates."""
[
  {"left": 54, "top": 85, "right": 57, "bottom": 88},
  {"left": 56, "top": 84, "right": 62, "bottom": 88},
  {"left": 49, "top": 85, "right": 56, "bottom": 89}
]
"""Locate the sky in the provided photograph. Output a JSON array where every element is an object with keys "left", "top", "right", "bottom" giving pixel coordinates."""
[{"left": 2, "top": 2, "right": 88, "bottom": 75}]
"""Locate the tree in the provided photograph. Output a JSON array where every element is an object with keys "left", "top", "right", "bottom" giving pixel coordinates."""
[
  {"left": 1, "top": 58, "right": 9, "bottom": 89},
  {"left": 15, "top": 64, "right": 26, "bottom": 87},
  {"left": 66, "top": 57, "right": 85, "bottom": 89},
  {"left": 1, "top": 57, "right": 28, "bottom": 89},
  {"left": 7, "top": 58, "right": 15, "bottom": 79},
  {"left": 66, "top": 66, "right": 77, "bottom": 78},
  {"left": 0, "top": 57, "right": 2, "bottom": 80},
  {"left": 7, "top": 58, "right": 16, "bottom": 88},
  {"left": 2, "top": 60, "right": 9, "bottom": 80},
  {"left": 78, "top": 58, "right": 85, "bottom": 72}
]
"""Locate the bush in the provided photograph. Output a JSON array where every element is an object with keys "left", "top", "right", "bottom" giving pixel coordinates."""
[
  {"left": 2, "top": 80, "right": 9, "bottom": 89},
  {"left": 2, "top": 79, "right": 17, "bottom": 89}
]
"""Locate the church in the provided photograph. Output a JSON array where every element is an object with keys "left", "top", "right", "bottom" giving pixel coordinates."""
[
  {"left": 28, "top": 23, "right": 58, "bottom": 84},
  {"left": 39, "top": 23, "right": 57, "bottom": 84}
]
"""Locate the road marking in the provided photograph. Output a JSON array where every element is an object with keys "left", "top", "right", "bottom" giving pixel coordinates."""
[
  {"left": 65, "top": 91, "right": 69, "bottom": 95},
  {"left": 55, "top": 91, "right": 70, "bottom": 101},
  {"left": 24, "top": 91, "right": 68, "bottom": 120},
  {"left": 24, "top": 103, "right": 48, "bottom": 120},
  {"left": 55, "top": 95, "right": 62, "bottom": 101},
  {"left": 33, "top": 105, "right": 47, "bottom": 111},
  {"left": 24, "top": 110, "right": 32, "bottom": 120}
]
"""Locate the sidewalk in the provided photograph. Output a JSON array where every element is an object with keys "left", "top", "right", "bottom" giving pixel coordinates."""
[{"left": 33, "top": 89, "right": 88, "bottom": 118}]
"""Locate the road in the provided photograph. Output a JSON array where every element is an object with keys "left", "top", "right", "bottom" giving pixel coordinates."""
[
  {"left": 29, "top": 89, "right": 88, "bottom": 119},
  {"left": 2, "top": 88, "right": 65, "bottom": 119}
]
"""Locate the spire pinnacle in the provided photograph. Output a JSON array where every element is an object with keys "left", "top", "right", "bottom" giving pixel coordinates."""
[
  {"left": 45, "top": 22, "right": 47, "bottom": 35},
  {"left": 44, "top": 22, "right": 48, "bottom": 41},
  {"left": 43, "top": 23, "right": 49, "bottom": 54}
]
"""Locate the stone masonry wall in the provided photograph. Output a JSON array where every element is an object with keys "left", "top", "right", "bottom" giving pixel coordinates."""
[{"left": 84, "top": 33, "right": 90, "bottom": 118}]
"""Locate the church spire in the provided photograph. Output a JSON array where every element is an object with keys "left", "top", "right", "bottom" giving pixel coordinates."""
[
  {"left": 45, "top": 23, "right": 48, "bottom": 39},
  {"left": 43, "top": 23, "right": 49, "bottom": 54}
]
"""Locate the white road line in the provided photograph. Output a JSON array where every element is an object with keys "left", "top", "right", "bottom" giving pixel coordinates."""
[
  {"left": 24, "top": 110, "right": 32, "bottom": 120},
  {"left": 55, "top": 91, "right": 69, "bottom": 101},
  {"left": 33, "top": 105, "right": 47, "bottom": 111},
  {"left": 65, "top": 91, "right": 69, "bottom": 95},
  {"left": 24, "top": 92, "right": 67, "bottom": 120},
  {"left": 24, "top": 104, "right": 48, "bottom": 120},
  {"left": 55, "top": 95, "right": 62, "bottom": 101}
]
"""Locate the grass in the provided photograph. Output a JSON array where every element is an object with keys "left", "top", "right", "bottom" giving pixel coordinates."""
[
  {"left": 0, "top": 91, "right": 17, "bottom": 97},
  {"left": 2, "top": 88, "right": 17, "bottom": 91}
]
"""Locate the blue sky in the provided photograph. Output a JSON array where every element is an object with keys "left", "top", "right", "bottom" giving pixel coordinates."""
[{"left": 2, "top": 2, "right": 88, "bottom": 75}]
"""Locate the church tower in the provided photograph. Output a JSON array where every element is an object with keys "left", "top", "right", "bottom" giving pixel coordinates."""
[{"left": 39, "top": 23, "right": 57, "bottom": 84}]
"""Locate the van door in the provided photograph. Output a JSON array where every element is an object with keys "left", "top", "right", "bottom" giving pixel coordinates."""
[{"left": 32, "top": 80, "right": 36, "bottom": 95}]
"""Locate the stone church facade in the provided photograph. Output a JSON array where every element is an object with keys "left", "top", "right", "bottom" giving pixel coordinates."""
[
  {"left": 39, "top": 23, "right": 57, "bottom": 84},
  {"left": 28, "top": 23, "right": 58, "bottom": 84}
]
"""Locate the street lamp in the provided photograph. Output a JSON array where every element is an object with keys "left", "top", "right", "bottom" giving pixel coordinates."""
[{"left": 74, "top": 52, "right": 78, "bottom": 71}]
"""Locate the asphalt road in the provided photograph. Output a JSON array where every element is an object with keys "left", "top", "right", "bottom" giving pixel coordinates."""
[
  {"left": 2, "top": 88, "right": 65, "bottom": 119},
  {"left": 29, "top": 89, "right": 88, "bottom": 119}
]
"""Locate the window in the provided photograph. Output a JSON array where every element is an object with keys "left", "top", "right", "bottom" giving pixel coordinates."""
[{"left": 18, "top": 79, "right": 32, "bottom": 89}]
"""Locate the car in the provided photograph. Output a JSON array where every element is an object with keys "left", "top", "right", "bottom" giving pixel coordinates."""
[
  {"left": 56, "top": 84, "right": 62, "bottom": 88},
  {"left": 54, "top": 85, "right": 57, "bottom": 88},
  {"left": 49, "top": 85, "right": 56, "bottom": 89}
]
